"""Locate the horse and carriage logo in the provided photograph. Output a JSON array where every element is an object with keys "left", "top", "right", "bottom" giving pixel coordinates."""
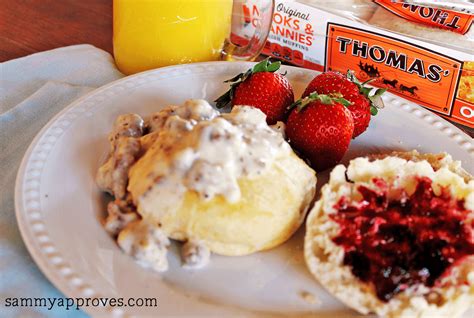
[{"left": 357, "top": 61, "right": 419, "bottom": 97}]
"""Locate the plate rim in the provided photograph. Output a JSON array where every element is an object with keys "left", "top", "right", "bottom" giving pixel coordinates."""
[{"left": 14, "top": 61, "right": 474, "bottom": 317}]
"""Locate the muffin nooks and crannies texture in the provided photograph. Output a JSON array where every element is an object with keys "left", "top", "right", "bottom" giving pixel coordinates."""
[{"left": 304, "top": 151, "right": 474, "bottom": 318}]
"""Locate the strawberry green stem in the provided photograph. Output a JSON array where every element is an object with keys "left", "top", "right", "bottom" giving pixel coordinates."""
[
  {"left": 290, "top": 92, "right": 352, "bottom": 112},
  {"left": 214, "top": 58, "right": 282, "bottom": 109},
  {"left": 346, "top": 70, "right": 386, "bottom": 115}
]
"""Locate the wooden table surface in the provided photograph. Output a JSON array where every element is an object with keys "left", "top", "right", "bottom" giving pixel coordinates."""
[{"left": 0, "top": 0, "right": 112, "bottom": 62}]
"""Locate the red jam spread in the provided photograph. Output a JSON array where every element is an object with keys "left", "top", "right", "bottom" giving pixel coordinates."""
[{"left": 331, "top": 177, "right": 474, "bottom": 302}]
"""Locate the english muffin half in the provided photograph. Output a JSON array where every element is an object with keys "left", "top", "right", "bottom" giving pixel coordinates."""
[{"left": 304, "top": 151, "right": 473, "bottom": 317}]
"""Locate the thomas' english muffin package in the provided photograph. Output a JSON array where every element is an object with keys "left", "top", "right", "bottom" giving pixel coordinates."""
[{"left": 231, "top": 0, "right": 473, "bottom": 130}]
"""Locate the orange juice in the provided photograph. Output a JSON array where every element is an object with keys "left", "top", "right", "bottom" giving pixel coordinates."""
[{"left": 113, "top": 0, "right": 233, "bottom": 74}]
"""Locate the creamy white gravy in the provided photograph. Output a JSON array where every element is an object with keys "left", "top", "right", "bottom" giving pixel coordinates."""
[
  {"left": 99, "top": 99, "right": 290, "bottom": 271},
  {"left": 130, "top": 99, "right": 290, "bottom": 206}
]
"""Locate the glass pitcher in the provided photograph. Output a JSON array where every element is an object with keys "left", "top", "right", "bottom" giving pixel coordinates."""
[{"left": 113, "top": 0, "right": 274, "bottom": 74}]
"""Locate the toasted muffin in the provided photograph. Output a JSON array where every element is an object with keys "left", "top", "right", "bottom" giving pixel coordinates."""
[{"left": 304, "top": 151, "right": 473, "bottom": 317}]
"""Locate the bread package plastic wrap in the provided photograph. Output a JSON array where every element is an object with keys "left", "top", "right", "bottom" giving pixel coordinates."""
[{"left": 231, "top": 0, "right": 473, "bottom": 131}]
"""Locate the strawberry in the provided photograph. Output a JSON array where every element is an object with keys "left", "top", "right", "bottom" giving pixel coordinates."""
[
  {"left": 302, "top": 71, "right": 385, "bottom": 138},
  {"left": 286, "top": 92, "right": 354, "bottom": 171},
  {"left": 345, "top": 93, "right": 371, "bottom": 138},
  {"left": 303, "top": 71, "right": 358, "bottom": 98},
  {"left": 215, "top": 58, "right": 294, "bottom": 124}
]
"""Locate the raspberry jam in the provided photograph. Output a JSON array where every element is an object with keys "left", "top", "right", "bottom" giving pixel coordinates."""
[{"left": 331, "top": 177, "right": 474, "bottom": 302}]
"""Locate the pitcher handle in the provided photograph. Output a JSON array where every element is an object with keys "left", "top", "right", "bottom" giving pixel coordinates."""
[{"left": 222, "top": 0, "right": 274, "bottom": 61}]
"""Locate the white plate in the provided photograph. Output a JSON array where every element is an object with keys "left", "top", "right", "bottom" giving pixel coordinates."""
[{"left": 15, "top": 62, "right": 474, "bottom": 317}]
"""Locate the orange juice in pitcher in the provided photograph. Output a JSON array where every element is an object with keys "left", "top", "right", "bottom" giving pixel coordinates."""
[{"left": 113, "top": 0, "right": 274, "bottom": 74}]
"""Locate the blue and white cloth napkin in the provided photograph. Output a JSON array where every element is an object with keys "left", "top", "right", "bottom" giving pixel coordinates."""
[{"left": 0, "top": 45, "right": 124, "bottom": 317}]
